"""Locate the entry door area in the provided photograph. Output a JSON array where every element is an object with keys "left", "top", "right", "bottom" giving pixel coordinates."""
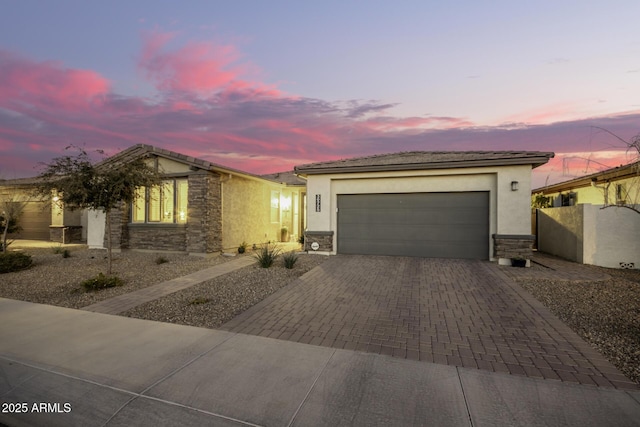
[{"left": 337, "top": 192, "right": 489, "bottom": 259}]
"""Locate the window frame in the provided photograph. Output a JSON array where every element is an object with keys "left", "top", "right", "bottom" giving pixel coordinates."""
[{"left": 131, "top": 178, "right": 188, "bottom": 225}]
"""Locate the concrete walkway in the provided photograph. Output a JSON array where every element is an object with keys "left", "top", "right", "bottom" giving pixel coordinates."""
[
  {"left": 81, "top": 256, "right": 255, "bottom": 315},
  {"left": 1, "top": 298, "right": 639, "bottom": 427}
]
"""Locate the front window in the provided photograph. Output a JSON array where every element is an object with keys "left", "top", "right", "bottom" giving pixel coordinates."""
[{"left": 132, "top": 179, "right": 188, "bottom": 224}]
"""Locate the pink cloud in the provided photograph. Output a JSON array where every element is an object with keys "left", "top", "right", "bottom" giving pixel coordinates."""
[
  {"left": 1, "top": 33, "right": 639, "bottom": 185},
  {"left": 138, "top": 30, "right": 280, "bottom": 98},
  {"left": 0, "top": 50, "right": 109, "bottom": 111}
]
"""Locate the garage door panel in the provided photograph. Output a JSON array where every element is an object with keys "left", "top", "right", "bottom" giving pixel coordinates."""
[{"left": 337, "top": 192, "right": 489, "bottom": 259}]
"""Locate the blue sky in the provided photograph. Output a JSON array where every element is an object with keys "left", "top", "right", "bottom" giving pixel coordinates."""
[{"left": 1, "top": 1, "right": 639, "bottom": 187}]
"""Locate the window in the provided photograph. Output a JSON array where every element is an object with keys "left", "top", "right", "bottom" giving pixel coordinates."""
[
  {"left": 270, "top": 190, "right": 280, "bottom": 223},
  {"left": 132, "top": 179, "right": 188, "bottom": 224},
  {"left": 616, "top": 184, "right": 626, "bottom": 204}
]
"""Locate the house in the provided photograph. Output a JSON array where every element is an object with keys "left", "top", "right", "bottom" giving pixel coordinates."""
[
  {"left": 532, "top": 160, "right": 640, "bottom": 269},
  {"left": 295, "top": 151, "right": 554, "bottom": 265},
  {"left": 1, "top": 144, "right": 306, "bottom": 255},
  {"left": 533, "top": 160, "right": 640, "bottom": 207},
  {"left": 0, "top": 177, "right": 52, "bottom": 241}
]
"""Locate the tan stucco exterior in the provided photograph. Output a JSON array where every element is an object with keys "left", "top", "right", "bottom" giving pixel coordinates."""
[
  {"left": 538, "top": 175, "right": 640, "bottom": 206},
  {"left": 221, "top": 174, "right": 305, "bottom": 250},
  {"left": 304, "top": 164, "right": 534, "bottom": 259}
]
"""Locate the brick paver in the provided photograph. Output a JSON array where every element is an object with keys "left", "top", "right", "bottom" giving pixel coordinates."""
[{"left": 221, "top": 255, "right": 637, "bottom": 390}]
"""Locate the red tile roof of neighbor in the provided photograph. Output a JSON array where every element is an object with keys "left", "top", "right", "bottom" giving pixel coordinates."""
[{"left": 294, "top": 151, "right": 555, "bottom": 174}]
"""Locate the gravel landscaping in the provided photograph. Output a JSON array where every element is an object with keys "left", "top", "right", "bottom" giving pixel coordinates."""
[
  {"left": 122, "top": 254, "right": 328, "bottom": 328},
  {"left": 514, "top": 268, "right": 640, "bottom": 385},
  {"left": 0, "top": 246, "right": 237, "bottom": 308}
]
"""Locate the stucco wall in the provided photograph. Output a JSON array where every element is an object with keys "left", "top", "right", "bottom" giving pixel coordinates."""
[
  {"left": 542, "top": 175, "right": 640, "bottom": 206},
  {"left": 304, "top": 165, "right": 533, "bottom": 256},
  {"left": 87, "top": 209, "right": 106, "bottom": 249},
  {"left": 584, "top": 205, "right": 640, "bottom": 268},
  {"left": 221, "top": 175, "right": 302, "bottom": 250},
  {"left": 537, "top": 206, "right": 584, "bottom": 262},
  {"left": 538, "top": 204, "right": 640, "bottom": 268}
]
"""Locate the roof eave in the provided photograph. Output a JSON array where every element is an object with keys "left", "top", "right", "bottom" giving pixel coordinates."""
[{"left": 295, "top": 156, "right": 553, "bottom": 175}]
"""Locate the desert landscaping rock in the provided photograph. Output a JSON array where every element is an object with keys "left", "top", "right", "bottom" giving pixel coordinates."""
[
  {"left": 122, "top": 255, "right": 327, "bottom": 328},
  {"left": 0, "top": 247, "right": 237, "bottom": 308}
]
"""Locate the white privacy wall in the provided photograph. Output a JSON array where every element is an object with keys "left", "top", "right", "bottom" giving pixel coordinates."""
[{"left": 538, "top": 204, "right": 640, "bottom": 269}]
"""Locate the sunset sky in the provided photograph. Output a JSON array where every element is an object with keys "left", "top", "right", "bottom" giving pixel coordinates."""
[{"left": 1, "top": 1, "right": 639, "bottom": 188}]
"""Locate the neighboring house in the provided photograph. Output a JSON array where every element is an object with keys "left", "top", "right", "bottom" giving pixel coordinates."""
[
  {"left": 295, "top": 151, "right": 554, "bottom": 265},
  {"left": 533, "top": 160, "right": 640, "bottom": 207},
  {"left": 0, "top": 177, "right": 53, "bottom": 241},
  {"left": 2, "top": 144, "right": 306, "bottom": 255},
  {"left": 532, "top": 160, "right": 640, "bottom": 269}
]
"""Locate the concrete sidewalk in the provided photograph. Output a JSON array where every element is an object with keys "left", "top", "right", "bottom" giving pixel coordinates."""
[
  {"left": 1, "top": 298, "right": 639, "bottom": 427},
  {"left": 81, "top": 256, "right": 255, "bottom": 315}
]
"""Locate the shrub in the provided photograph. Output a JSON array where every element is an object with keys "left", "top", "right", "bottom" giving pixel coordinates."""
[
  {"left": 283, "top": 252, "right": 299, "bottom": 269},
  {"left": 0, "top": 252, "right": 33, "bottom": 273},
  {"left": 155, "top": 256, "right": 169, "bottom": 265},
  {"left": 238, "top": 241, "right": 248, "bottom": 254},
  {"left": 189, "top": 297, "right": 210, "bottom": 305},
  {"left": 51, "top": 244, "right": 64, "bottom": 254},
  {"left": 82, "top": 273, "right": 123, "bottom": 291},
  {"left": 255, "top": 244, "right": 281, "bottom": 268},
  {"left": 62, "top": 249, "right": 71, "bottom": 258},
  {"left": 297, "top": 235, "right": 305, "bottom": 245}
]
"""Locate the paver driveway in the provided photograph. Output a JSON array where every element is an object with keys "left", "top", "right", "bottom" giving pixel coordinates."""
[{"left": 222, "top": 255, "right": 636, "bottom": 389}]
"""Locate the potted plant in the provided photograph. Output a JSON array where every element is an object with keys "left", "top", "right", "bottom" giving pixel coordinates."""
[
  {"left": 280, "top": 226, "right": 289, "bottom": 242},
  {"left": 238, "top": 241, "right": 248, "bottom": 254}
]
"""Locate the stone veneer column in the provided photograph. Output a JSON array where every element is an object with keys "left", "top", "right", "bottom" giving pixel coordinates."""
[
  {"left": 187, "top": 171, "right": 222, "bottom": 254},
  {"left": 493, "top": 234, "right": 535, "bottom": 267},
  {"left": 304, "top": 231, "right": 334, "bottom": 253},
  {"left": 105, "top": 202, "right": 129, "bottom": 250}
]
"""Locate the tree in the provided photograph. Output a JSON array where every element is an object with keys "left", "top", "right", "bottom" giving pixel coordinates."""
[
  {"left": 35, "top": 147, "right": 160, "bottom": 275},
  {"left": 0, "top": 194, "right": 26, "bottom": 252}
]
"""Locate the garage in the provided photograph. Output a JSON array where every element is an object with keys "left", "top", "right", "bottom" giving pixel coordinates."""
[
  {"left": 337, "top": 192, "right": 489, "bottom": 259},
  {"left": 13, "top": 201, "right": 51, "bottom": 240}
]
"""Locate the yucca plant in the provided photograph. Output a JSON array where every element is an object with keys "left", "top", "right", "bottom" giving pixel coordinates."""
[
  {"left": 283, "top": 252, "right": 299, "bottom": 269},
  {"left": 255, "top": 244, "right": 281, "bottom": 268}
]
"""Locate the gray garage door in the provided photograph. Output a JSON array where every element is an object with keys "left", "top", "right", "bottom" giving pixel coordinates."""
[
  {"left": 8, "top": 201, "right": 51, "bottom": 240},
  {"left": 337, "top": 192, "right": 489, "bottom": 259}
]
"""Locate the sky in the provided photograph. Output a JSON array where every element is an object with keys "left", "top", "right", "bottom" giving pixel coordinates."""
[{"left": 1, "top": 1, "right": 639, "bottom": 188}]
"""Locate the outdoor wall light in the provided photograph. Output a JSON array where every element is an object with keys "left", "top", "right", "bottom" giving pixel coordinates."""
[{"left": 511, "top": 181, "right": 519, "bottom": 191}]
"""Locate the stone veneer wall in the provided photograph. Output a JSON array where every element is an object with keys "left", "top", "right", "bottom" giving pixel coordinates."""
[
  {"left": 493, "top": 234, "right": 534, "bottom": 260},
  {"left": 49, "top": 226, "right": 82, "bottom": 244},
  {"left": 304, "top": 231, "right": 334, "bottom": 252},
  {"left": 106, "top": 171, "right": 223, "bottom": 254},
  {"left": 106, "top": 202, "right": 130, "bottom": 250},
  {"left": 186, "top": 171, "right": 222, "bottom": 254},
  {"left": 127, "top": 225, "right": 187, "bottom": 251}
]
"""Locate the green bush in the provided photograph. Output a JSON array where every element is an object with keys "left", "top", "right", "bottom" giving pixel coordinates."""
[
  {"left": 82, "top": 273, "right": 123, "bottom": 291},
  {"left": 283, "top": 252, "right": 299, "bottom": 269},
  {"left": 255, "top": 244, "right": 281, "bottom": 268},
  {"left": 0, "top": 252, "right": 33, "bottom": 274},
  {"left": 51, "top": 244, "right": 64, "bottom": 254},
  {"left": 297, "top": 235, "right": 305, "bottom": 245},
  {"left": 189, "top": 297, "right": 210, "bottom": 305},
  {"left": 62, "top": 249, "right": 71, "bottom": 258},
  {"left": 238, "top": 241, "right": 248, "bottom": 254}
]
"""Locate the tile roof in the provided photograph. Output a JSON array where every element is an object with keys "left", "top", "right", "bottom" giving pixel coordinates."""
[
  {"left": 260, "top": 171, "right": 306, "bottom": 186},
  {"left": 294, "top": 151, "right": 554, "bottom": 174}
]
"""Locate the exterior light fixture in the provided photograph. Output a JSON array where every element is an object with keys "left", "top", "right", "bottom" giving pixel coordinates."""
[
  {"left": 52, "top": 196, "right": 60, "bottom": 202},
  {"left": 511, "top": 181, "right": 519, "bottom": 191}
]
